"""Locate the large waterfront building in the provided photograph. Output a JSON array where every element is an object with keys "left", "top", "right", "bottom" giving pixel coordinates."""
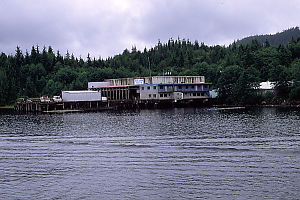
[
  {"left": 15, "top": 76, "right": 212, "bottom": 112},
  {"left": 89, "top": 76, "right": 212, "bottom": 103}
]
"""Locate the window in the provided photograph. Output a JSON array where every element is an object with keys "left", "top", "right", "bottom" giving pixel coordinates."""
[
  {"left": 160, "top": 94, "right": 163, "bottom": 97},
  {"left": 164, "top": 94, "right": 167, "bottom": 97},
  {"left": 141, "top": 87, "right": 144, "bottom": 90},
  {"left": 149, "top": 94, "right": 151, "bottom": 98},
  {"left": 160, "top": 86, "right": 164, "bottom": 89},
  {"left": 186, "top": 86, "right": 189, "bottom": 89},
  {"left": 153, "top": 94, "right": 156, "bottom": 98},
  {"left": 197, "top": 93, "right": 200, "bottom": 96},
  {"left": 153, "top": 86, "right": 157, "bottom": 89},
  {"left": 191, "top": 85, "right": 194, "bottom": 89},
  {"left": 193, "top": 93, "right": 196, "bottom": 96},
  {"left": 147, "top": 86, "right": 150, "bottom": 90},
  {"left": 178, "top": 86, "right": 182, "bottom": 89}
]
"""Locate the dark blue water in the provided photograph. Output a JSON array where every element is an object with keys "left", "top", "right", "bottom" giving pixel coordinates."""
[{"left": 0, "top": 107, "right": 300, "bottom": 199}]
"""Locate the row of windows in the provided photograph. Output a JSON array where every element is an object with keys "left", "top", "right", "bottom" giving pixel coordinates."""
[
  {"left": 193, "top": 92, "right": 205, "bottom": 96},
  {"left": 147, "top": 93, "right": 206, "bottom": 98},
  {"left": 160, "top": 94, "right": 169, "bottom": 97},
  {"left": 141, "top": 85, "right": 209, "bottom": 91},
  {"left": 147, "top": 94, "right": 170, "bottom": 98},
  {"left": 176, "top": 85, "right": 209, "bottom": 90},
  {"left": 183, "top": 92, "right": 205, "bottom": 97},
  {"left": 141, "top": 86, "right": 157, "bottom": 90}
]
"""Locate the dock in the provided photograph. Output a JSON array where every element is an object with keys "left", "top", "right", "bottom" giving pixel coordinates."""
[
  {"left": 14, "top": 99, "right": 110, "bottom": 113},
  {"left": 14, "top": 98, "right": 213, "bottom": 113}
]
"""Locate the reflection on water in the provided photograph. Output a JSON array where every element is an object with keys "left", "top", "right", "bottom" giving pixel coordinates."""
[{"left": 0, "top": 107, "right": 300, "bottom": 199}]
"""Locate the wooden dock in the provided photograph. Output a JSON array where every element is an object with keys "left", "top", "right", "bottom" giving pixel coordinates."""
[
  {"left": 14, "top": 98, "right": 212, "bottom": 113},
  {"left": 14, "top": 98, "right": 110, "bottom": 113}
]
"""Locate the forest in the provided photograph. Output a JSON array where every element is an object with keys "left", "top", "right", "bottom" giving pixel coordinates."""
[{"left": 1, "top": 28, "right": 300, "bottom": 106}]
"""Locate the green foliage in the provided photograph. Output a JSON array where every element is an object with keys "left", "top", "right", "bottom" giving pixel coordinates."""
[
  {"left": 217, "top": 65, "right": 243, "bottom": 104},
  {"left": 0, "top": 69, "right": 9, "bottom": 105},
  {"left": 291, "top": 59, "right": 300, "bottom": 83},
  {"left": 234, "top": 67, "right": 260, "bottom": 104},
  {"left": 289, "top": 86, "right": 300, "bottom": 101},
  {"left": 262, "top": 91, "right": 274, "bottom": 104},
  {"left": 269, "top": 65, "right": 292, "bottom": 100}
]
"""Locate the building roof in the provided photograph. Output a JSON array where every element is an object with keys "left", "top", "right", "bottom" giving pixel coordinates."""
[
  {"left": 62, "top": 90, "right": 100, "bottom": 93},
  {"left": 104, "top": 76, "right": 206, "bottom": 86},
  {"left": 259, "top": 81, "right": 275, "bottom": 90},
  {"left": 91, "top": 85, "right": 137, "bottom": 89}
]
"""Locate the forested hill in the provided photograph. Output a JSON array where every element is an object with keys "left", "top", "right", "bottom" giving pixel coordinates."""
[
  {"left": 1, "top": 32, "right": 300, "bottom": 106},
  {"left": 235, "top": 27, "right": 300, "bottom": 46}
]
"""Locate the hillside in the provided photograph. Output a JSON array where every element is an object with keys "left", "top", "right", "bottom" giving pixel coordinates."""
[{"left": 235, "top": 27, "right": 300, "bottom": 46}]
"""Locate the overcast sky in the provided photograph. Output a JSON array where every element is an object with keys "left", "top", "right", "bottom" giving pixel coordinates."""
[{"left": 0, "top": 0, "right": 299, "bottom": 59}]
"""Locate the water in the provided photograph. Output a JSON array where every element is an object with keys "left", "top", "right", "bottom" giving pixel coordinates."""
[{"left": 0, "top": 107, "right": 300, "bottom": 199}]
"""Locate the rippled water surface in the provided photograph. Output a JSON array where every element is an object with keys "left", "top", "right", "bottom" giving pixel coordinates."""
[{"left": 1, "top": 107, "right": 300, "bottom": 199}]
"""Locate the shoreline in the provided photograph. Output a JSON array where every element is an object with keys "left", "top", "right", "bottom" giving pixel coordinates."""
[
  {"left": 212, "top": 104, "right": 300, "bottom": 108},
  {"left": 2, "top": 102, "right": 300, "bottom": 114}
]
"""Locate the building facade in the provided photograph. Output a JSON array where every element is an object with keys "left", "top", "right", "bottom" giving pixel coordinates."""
[
  {"left": 89, "top": 76, "right": 212, "bottom": 102},
  {"left": 138, "top": 83, "right": 211, "bottom": 101}
]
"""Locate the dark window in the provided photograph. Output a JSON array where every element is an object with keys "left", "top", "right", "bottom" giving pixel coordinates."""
[
  {"left": 141, "top": 87, "right": 144, "bottom": 90},
  {"left": 153, "top": 86, "right": 157, "bottom": 89},
  {"left": 153, "top": 94, "right": 156, "bottom": 98},
  {"left": 193, "top": 93, "right": 196, "bottom": 96},
  {"left": 191, "top": 85, "right": 194, "bottom": 89},
  {"left": 160, "top": 86, "right": 164, "bottom": 89},
  {"left": 178, "top": 86, "right": 182, "bottom": 89},
  {"left": 164, "top": 94, "right": 167, "bottom": 97},
  {"left": 186, "top": 86, "right": 188, "bottom": 89},
  {"left": 147, "top": 86, "right": 150, "bottom": 90},
  {"left": 160, "top": 94, "right": 163, "bottom": 97},
  {"left": 149, "top": 94, "right": 151, "bottom": 98}
]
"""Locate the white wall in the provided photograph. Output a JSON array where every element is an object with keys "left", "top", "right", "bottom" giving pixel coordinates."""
[{"left": 62, "top": 91, "right": 101, "bottom": 102}]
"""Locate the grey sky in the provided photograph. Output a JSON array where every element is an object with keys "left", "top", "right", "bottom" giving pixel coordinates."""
[{"left": 0, "top": 0, "right": 299, "bottom": 59}]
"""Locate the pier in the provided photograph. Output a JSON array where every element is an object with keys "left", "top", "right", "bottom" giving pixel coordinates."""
[
  {"left": 15, "top": 98, "right": 212, "bottom": 113},
  {"left": 14, "top": 98, "right": 110, "bottom": 113}
]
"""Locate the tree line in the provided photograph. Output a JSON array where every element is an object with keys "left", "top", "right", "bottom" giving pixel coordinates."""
[{"left": 1, "top": 36, "right": 300, "bottom": 106}]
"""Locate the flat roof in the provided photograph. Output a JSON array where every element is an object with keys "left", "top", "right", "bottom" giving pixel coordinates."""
[
  {"left": 92, "top": 85, "right": 138, "bottom": 89},
  {"left": 62, "top": 90, "right": 100, "bottom": 93},
  {"left": 259, "top": 81, "right": 275, "bottom": 90}
]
